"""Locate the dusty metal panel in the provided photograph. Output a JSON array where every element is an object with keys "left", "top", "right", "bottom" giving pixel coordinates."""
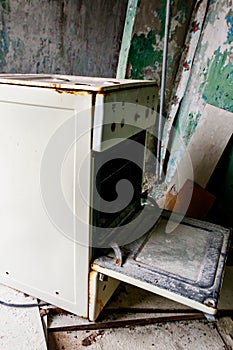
[{"left": 92, "top": 209, "right": 231, "bottom": 316}]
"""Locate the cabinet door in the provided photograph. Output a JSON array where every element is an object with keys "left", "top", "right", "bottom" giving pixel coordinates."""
[{"left": 0, "top": 84, "right": 93, "bottom": 318}]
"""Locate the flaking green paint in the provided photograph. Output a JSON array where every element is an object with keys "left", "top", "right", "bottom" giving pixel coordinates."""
[
  {"left": 0, "top": 30, "right": 9, "bottom": 66},
  {"left": 226, "top": 10, "right": 233, "bottom": 44},
  {"left": 203, "top": 0, "right": 219, "bottom": 28},
  {"left": 203, "top": 48, "right": 233, "bottom": 112},
  {"left": 0, "top": 0, "right": 10, "bottom": 14},
  {"left": 178, "top": 1, "right": 189, "bottom": 17},
  {"left": 183, "top": 111, "right": 201, "bottom": 146},
  {"left": 157, "top": 0, "right": 167, "bottom": 39},
  {"left": 159, "top": 0, "right": 191, "bottom": 38},
  {"left": 128, "top": 30, "right": 163, "bottom": 79}
]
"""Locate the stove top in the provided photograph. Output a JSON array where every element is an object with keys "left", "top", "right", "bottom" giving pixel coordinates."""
[{"left": 0, "top": 74, "right": 156, "bottom": 92}]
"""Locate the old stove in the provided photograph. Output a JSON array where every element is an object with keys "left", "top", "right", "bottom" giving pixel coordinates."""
[{"left": 0, "top": 74, "right": 230, "bottom": 321}]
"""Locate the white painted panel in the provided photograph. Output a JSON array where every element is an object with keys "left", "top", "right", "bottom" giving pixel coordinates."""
[
  {"left": 0, "top": 85, "right": 93, "bottom": 317},
  {"left": 0, "top": 102, "right": 75, "bottom": 301},
  {"left": 93, "top": 86, "right": 158, "bottom": 151}
]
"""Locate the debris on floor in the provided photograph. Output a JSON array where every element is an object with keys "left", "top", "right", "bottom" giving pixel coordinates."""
[
  {"left": 81, "top": 330, "right": 104, "bottom": 346},
  {"left": 48, "top": 320, "right": 227, "bottom": 350},
  {"left": 46, "top": 267, "right": 233, "bottom": 349},
  {"left": 1, "top": 268, "right": 232, "bottom": 349}
]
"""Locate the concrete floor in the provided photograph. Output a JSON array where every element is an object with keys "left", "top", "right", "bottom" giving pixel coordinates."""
[
  {"left": 1, "top": 264, "right": 232, "bottom": 350},
  {"left": 47, "top": 268, "right": 233, "bottom": 350},
  {"left": 48, "top": 319, "right": 230, "bottom": 350},
  {"left": 1, "top": 269, "right": 233, "bottom": 349}
]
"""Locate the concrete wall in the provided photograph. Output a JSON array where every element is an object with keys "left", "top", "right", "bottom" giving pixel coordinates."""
[
  {"left": 0, "top": 0, "right": 193, "bottom": 92},
  {"left": 0, "top": 0, "right": 127, "bottom": 77},
  {"left": 174, "top": 0, "right": 232, "bottom": 146}
]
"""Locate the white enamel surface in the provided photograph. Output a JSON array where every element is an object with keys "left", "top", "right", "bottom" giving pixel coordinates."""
[
  {"left": 0, "top": 84, "right": 92, "bottom": 317},
  {"left": 93, "top": 86, "right": 158, "bottom": 151}
]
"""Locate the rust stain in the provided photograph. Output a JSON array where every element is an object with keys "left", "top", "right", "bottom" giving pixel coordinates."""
[
  {"left": 88, "top": 276, "right": 101, "bottom": 309},
  {"left": 88, "top": 271, "right": 96, "bottom": 306},
  {"left": 53, "top": 88, "right": 90, "bottom": 96},
  {"left": 92, "top": 263, "right": 106, "bottom": 271},
  {"left": 96, "top": 298, "right": 104, "bottom": 312},
  {"left": 81, "top": 313, "right": 88, "bottom": 319},
  {"left": 115, "top": 258, "right": 121, "bottom": 265},
  {"left": 88, "top": 290, "right": 92, "bottom": 306}
]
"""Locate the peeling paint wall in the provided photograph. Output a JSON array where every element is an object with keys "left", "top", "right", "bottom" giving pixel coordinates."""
[
  {"left": 0, "top": 0, "right": 127, "bottom": 77},
  {"left": 127, "top": 0, "right": 194, "bottom": 109},
  {"left": 166, "top": 0, "right": 233, "bottom": 225},
  {"left": 0, "top": 0, "right": 194, "bottom": 100},
  {"left": 203, "top": 48, "right": 233, "bottom": 112},
  {"left": 167, "top": 0, "right": 233, "bottom": 181}
]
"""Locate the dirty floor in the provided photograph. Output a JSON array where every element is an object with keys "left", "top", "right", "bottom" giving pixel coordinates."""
[{"left": 48, "top": 319, "right": 232, "bottom": 350}]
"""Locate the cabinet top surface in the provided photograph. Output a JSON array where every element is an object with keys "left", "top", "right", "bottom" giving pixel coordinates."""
[{"left": 0, "top": 74, "right": 156, "bottom": 92}]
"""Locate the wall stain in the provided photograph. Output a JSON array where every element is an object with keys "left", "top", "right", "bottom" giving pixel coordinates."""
[
  {"left": 0, "top": 0, "right": 10, "bottom": 67},
  {"left": 128, "top": 0, "right": 193, "bottom": 112},
  {"left": 204, "top": 0, "right": 219, "bottom": 27},
  {"left": 183, "top": 111, "right": 201, "bottom": 145},
  {"left": 0, "top": 0, "right": 10, "bottom": 14},
  {"left": 157, "top": 0, "right": 167, "bottom": 39},
  {"left": 0, "top": 30, "right": 9, "bottom": 66},
  {"left": 58, "top": 0, "right": 66, "bottom": 55},
  {"left": 0, "top": 0, "right": 128, "bottom": 76},
  {"left": 128, "top": 30, "right": 163, "bottom": 79},
  {"left": 226, "top": 10, "right": 233, "bottom": 44},
  {"left": 203, "top": 48, "right": 233, "bottom": 112}
]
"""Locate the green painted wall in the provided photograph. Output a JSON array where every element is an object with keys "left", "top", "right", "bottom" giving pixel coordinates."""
[
  {"left": 127, "top": 0, "right": 194, "bottom": 111},
  {"left": 203, "top": 48, "right": 233, "bottom": 112}
]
